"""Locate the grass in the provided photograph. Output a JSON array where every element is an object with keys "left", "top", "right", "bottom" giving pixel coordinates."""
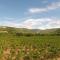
[{"left": 0, "top": 33, "right": 60, "bottom": 60}]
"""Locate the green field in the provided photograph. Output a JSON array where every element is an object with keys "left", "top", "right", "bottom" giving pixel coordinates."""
[
  {"left": 0, "top": 33, "right": 60, "bottom": 60},
  {"left": 0, "top": 27, "right": 60, "bottom": 60}
]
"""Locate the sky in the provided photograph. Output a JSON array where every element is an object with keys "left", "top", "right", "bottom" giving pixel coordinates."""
[{"left": 0, "top": 0, "right": 60, "bottom": 29}]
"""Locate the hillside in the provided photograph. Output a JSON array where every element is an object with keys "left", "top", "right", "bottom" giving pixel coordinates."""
[{"left": 0, "top": 26, "right": 60, "bottom": 34}]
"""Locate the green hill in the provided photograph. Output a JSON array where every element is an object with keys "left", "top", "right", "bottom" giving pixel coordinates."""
[{"left": 0, "top": 26, "right": 60, "bottom": 35}]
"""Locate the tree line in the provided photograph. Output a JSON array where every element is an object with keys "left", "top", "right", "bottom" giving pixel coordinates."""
[{"left": 15, "top": 32, "right": 60, "bottom": 36}]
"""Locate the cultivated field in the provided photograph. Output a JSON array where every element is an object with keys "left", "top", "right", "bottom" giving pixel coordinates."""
[{"left": 0, "top": 33, "right": 60, "bottom": 60}]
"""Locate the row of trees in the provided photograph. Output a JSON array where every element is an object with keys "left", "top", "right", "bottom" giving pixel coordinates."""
[{"left": 15, "top": 32, "right": 60, "bottom": 36}]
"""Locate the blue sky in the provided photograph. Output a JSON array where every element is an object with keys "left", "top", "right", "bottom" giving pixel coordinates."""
[{"left": 0, "top": 0, "right": 60, "bottom": 29}]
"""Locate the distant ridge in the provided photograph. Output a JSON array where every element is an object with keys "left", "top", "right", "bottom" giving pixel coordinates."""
[{"left": 0, "top": 26, "right": 60, "bottom": 34}]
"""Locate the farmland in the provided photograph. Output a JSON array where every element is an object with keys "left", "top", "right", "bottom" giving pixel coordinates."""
[{"left": 0, "top": 27, "right": 60, "bottom": 60}]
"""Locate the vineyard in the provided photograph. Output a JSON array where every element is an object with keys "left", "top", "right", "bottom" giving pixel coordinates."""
[
  {"left": 0, "top": 35, "right": 60, "bottom": 60},
  {"left": 0, "top": 27, "right": 60, "bottom": 60}
]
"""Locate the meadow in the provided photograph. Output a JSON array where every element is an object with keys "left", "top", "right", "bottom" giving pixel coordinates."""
[{"left": 0, "top": 32, "right": 60, "bottom": 60}]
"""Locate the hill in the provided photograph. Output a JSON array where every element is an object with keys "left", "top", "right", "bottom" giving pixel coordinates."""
[{"left": 0, "top": 26, "right": 60, "bottom": 35}]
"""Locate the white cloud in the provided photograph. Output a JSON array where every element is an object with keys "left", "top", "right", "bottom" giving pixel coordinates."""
[
  {"left": 16, "top": 18, "right": 60, "bottom": 29},
  {"left": 29, "top": 8, "right": 47, "bottom": 13},
  {"left": 47, "top": 2, "right": 60, "bottom": 10},
  {"left": 0, "top": 17, "right": 60, "bottom": 30},
  {"left": 28, "top": 2, "right": 60, "bottom": 13}
]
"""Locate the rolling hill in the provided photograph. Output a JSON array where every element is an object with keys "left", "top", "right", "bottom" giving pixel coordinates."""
[{"left": 0, "top": 26, "right": 60, "bottom": 35}]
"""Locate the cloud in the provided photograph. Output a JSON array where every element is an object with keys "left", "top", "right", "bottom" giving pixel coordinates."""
[
  {"left": 28, "top": 2, "right": 60, "bottom": 14},
  {"left": 18, "top": 18, "right": 60, "bottom": 29},
  {"left": 47, "top": 2, "right": 60, "bottom": 10},
  {"left": 29, "top": 8, "right": 47, "bottom": 13},
  {"left": 0, "top": 17, "right": 60, "bottom": 30}
]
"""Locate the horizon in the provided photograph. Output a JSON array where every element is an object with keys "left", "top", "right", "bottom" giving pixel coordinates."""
[
  {"left": 0, "top": 25, "right": 60, "bottom": 30},
  {"left": 0, "top": 0, "right": 60, "bottom": 29}
]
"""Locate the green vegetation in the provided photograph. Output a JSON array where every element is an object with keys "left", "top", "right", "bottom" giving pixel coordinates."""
[{"left": 0, "top": 27, "right": 60, "bottom": 60}]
